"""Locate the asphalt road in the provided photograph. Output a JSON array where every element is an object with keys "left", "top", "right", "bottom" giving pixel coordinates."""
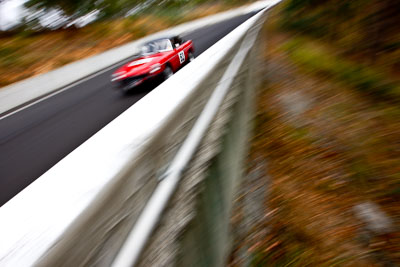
[{"left": 0, "top": 11, "right": 256, "bottom": 206}]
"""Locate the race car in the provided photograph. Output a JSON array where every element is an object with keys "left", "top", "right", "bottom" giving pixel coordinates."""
[{"left": 111, "top": 35, "right": 194, "bottom": 91}]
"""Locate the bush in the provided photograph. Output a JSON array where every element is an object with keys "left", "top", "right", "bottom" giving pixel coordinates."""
[{"left": 282, "top": 38, "right": 400, "bottom": 101}]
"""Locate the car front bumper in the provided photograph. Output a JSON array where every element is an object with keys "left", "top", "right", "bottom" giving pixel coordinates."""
[{"left": 113, "top": 74, "right": 148, "bottom": 91}]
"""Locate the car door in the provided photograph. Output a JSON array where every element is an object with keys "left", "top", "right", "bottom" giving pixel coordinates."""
[
  {"left": 171, "top": 38, "right": 187, "bottom": 70},
  {"left": 176, "top": 45, "right": 186, "bottom": 66}
]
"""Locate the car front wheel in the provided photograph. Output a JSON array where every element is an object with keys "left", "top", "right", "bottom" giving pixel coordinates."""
[{"left": 163, "top": 66, "right": 173, "bottom": 81}]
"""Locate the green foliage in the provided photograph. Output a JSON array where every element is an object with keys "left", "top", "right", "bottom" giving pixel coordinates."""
[
  {"left": 0, "top": 46, "right": 23, "bottom": 67},
  {"left": 381, "top": 175, "right": 400, "bottom": 200},
  {"left": 279, "top": 0, "right": 400, "bottom": 63},
  {"left": 23, "top": 0, "right": 249, "bottom": 21},
  {"left": 283, "top": 0, "right": 316, "bottom": 12},
  {"left": 147, "top": 7, "right": 185, "bottom": 25},
  {"left": 24, "top": 0, "right": 96, "bottom": 17},
  {"left": 0, "top": 47, "right": 18, "bottom": 57},
  {"left": 281, "top": 10, "right": 327, "bottom": 38},
  {"left": 24, "top": 0, "right": 145, "bottom": 21},
  {"left": 18, "top": 0, "right": 254, "bottom": 30},
  {"left": 250, "top": 244, "right": 311, "bottom": 267},
  {"left": 282, "top": 38, "right": 400, "bottom": 101},
  {"left": 386, "top": 186, "right": 400, "bottom": 199}
]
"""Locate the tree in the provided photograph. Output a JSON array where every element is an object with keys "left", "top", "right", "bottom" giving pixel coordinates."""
[{"left": 24, "top": 0, "right": 145, "bottom": 21}]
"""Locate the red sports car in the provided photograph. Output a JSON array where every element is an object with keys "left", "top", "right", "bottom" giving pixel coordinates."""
[{"left": 111, "top": 35, "right": 194, "bottom": 91}]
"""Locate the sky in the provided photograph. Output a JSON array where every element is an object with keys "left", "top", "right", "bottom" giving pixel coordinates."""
[
  {"left": 0, "top": 0, "right": 161, "bottom": 30},
  {"left": 0, "top": 0, "right": 26, "bottom": 30},
  {"left": 0, "top": 0, "right": 99, "bottom": 30}
]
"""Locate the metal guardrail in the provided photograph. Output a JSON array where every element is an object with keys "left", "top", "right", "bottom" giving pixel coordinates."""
[{"left": 0, "top": 2, "right": 275, "bottom": 266}]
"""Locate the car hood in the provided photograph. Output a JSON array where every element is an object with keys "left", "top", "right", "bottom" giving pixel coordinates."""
[{"left": 113, "top": 53, "right": 165, "bottom": 78}]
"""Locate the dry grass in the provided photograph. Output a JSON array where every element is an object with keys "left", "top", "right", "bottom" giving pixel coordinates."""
[
  {"left": 0, "top": 16, "right": 167, "bottom": 87},
  {"left": 0, "top": 2, "right": 245, "bottom": 88}
]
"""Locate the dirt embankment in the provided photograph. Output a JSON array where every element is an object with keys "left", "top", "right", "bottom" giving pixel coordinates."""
[{"left": 229, "top": 4, "right": 400, "bottom": 266}]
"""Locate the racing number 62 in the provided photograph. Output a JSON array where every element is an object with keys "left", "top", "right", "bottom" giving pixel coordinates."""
[{"left": 178, "top": 51, "right": 185, "bottom": 64}]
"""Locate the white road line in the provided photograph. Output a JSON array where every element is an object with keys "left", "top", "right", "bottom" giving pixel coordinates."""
[
  {"left": 0, "top": 56, "right": 136, "bottom": 121},
  {"left": 0, "top": 10, "right": 262, "bottom": 122}
]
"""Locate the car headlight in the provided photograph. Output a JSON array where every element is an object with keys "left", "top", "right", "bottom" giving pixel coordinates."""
[
  {"left": 111, "top": 71, "right": 127, "bottom": 81},
  {"left": 112, "top": 72, "right": 121, "bottom": 76},
  {"left": 149, "top": 64, "right": 161, "bottom": 74}
]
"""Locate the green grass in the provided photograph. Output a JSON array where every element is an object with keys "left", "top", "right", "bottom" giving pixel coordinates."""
[
  {"left": 0, "top": 47, "right": 23, "bottom": 67},
  {"left": 281, "top": 38, "right": 400, "bottom": 102}
]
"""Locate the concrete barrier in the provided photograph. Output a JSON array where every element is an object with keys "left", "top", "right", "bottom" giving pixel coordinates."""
[{"left": 134, "top": 11, "right": 265, "bottom": 267}]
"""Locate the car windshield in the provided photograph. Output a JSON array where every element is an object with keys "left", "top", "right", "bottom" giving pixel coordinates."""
[{"left": 141, "top": 39, "right": 173, "bottom": 55}]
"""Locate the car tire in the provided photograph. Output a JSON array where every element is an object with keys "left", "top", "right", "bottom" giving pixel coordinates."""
[
  {"left": 188, "top": 52, "right": 194, "bottom": 62},
  {"left": 163, "top": 66, "right": 173, "bottom": 81}
]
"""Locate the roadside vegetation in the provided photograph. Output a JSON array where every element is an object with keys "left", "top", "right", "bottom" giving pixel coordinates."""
[
  {"left": 0, "top": 0, "right": 253, "bottom": 87},
  {"left": 230, "top": 0, "right": 400, "bottom": 266}
]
